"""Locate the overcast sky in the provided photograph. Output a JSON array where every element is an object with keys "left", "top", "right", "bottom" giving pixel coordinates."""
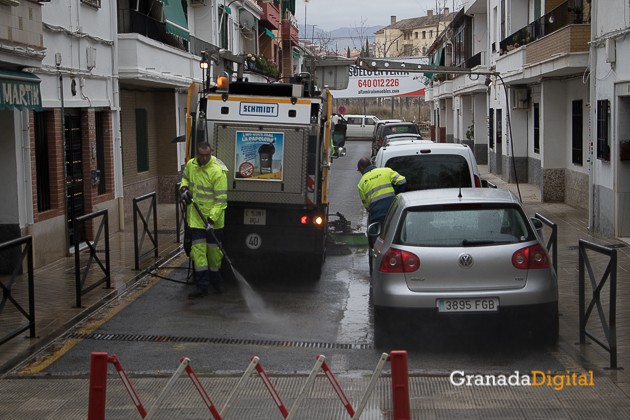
[{"left": 296, "top": 0, "right": 465, "bottom": 31}]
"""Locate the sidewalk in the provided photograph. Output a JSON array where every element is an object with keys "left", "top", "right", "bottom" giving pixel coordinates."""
[
  {"left": 478, "top": 165, "right": 630, "bottom": 396},
  {"left": 0, "top": 202, "right": 183, "bottom": 375}
]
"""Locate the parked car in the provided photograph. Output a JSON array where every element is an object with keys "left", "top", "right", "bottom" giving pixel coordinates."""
[
  {"left": 372, "top": 119, "right": 402, "bottom": 142},
  {"left": 343, "top": 114, "right": 379, "bottom": 139},
  {"left": 373, "top": 142, "right": 482, "bottom": 190},
  {"left": 368, "top": 188, "right": 559, "bottom": 344},
  {"left": 380, "top": 133, "right": 428, "bottom": 148},
  {"left": 372, "top": 122, "right": 420, "bottom": 156}
]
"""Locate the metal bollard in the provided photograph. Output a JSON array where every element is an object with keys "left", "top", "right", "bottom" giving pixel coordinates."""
[
  {"left": 389, "top": 350, "right": 410, "bottom": 420},
  {"left": 87, "top": 352, "right": 109, "bottom": 420}
]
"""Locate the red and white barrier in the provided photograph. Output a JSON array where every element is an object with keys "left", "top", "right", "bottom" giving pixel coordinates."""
[{"left": 87, "top": 350, "right": 411, "bottom": 419}]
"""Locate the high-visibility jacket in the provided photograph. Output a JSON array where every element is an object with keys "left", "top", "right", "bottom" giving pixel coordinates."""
[
  {"left": 181, "top": 156, "right": 228, "bottom": 229},
  {"left": 358, "top": 165, "right": 406, "bottom": 223}
]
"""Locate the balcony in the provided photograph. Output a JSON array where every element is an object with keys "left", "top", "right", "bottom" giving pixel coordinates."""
[
  {"left": 259, "top": 0, "right": 280, "bottom": 30},
  {"left": 118, "top": 9, "right": 187, "bottom": 53},
  {"left": 498, "top": 1, "right": 588, "bottom": 55},
  {"left": 281, "top": 19, "right": 299, "bottom": 46}
]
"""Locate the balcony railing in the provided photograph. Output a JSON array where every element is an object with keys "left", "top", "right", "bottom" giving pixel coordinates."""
[
  {"left": 458, "top": 51, "right": 483, "bottom": 69},
  {"left": 118, "top": 9, "right": 187, "bottom": 52},
  {"left": 499, "top": 0, "right": 585, "bottom": 54}
]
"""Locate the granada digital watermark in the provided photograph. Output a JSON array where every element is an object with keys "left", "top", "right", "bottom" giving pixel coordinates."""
[{"left": 450, "top": 370, "right": 594, "bottom": 391}]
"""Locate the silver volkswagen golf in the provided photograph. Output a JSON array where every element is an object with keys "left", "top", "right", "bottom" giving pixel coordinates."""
[{"left": 368, "top": 188, "right": 559, "bottom": 344}]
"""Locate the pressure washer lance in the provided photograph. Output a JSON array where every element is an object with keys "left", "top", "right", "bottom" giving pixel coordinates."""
[{"left": 189, "top": 198, "right": 235, "bottom": 268}]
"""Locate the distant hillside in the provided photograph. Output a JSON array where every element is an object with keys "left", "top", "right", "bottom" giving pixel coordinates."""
[{"left": 298, "top": 24, "right": 384, "bottom": 56}]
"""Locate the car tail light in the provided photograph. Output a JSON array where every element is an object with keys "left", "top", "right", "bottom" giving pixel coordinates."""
[
  {"left": 512, "top": 244, "right": 550, "bottom": 269},
  {"left": 378, "top": 136, "right": 383, "bottom": 147},
  {"left": 474, "top": 174, "right": 482, "bottom": 187},
  {"left": 379, "top": 248, "right": 420, "bottom": 273}
]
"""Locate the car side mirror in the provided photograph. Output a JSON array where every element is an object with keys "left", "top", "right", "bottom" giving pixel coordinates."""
[
  {"left": 331, "top": 146, "right": 346, "bottom": 159},
  {"left": 481, "top": 179, "right": 497, "bottom": 188},
  {"left": 367, "top": 222, "right": 381, "bottom": 237}
]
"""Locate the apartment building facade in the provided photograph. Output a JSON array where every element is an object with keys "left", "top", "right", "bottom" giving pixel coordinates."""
[
  {"left": 374, "top": 9, "right": 455, "bottom": 58},
  {"left": 0, "top": 0, "right": 299, "bottom": 269},
  {"left": 424, "top": 1, "right": 630, "bottom": 237}
]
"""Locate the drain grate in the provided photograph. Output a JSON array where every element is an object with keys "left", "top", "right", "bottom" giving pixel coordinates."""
[{"left": 67, "top": 332, "right": 372, "bottom": 350}]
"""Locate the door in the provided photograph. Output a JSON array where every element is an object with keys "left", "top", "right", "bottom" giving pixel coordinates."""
[{"left": 65, "top": 114, "right": 85, "bottom": 247}]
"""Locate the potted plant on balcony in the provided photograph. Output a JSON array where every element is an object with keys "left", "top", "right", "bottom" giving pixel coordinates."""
[{"left": 256, "top": 57, "right": 280, "bottom": 79}]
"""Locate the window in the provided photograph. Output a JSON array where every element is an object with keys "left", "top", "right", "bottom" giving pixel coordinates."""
[
  {"left": 533, "top": 103, "right": 540, "bottom": 153},
  {"left": 415, "top": 32, "right": 418, "bottom": 39},
  {"left": 136, "top": 109, "right": 149, "bottom": 172},
  {"left": 496, "top": 109, "right": 503, "bottom": 144},
  {"left": 571, "top": 100, "right": 583, "bottom": 165},
  {"left": 596, "top": 99, "right": 610, "bottom": 161},
  {"left": 500, "top": 0, "right": 506, "bottom": 40},
  {"left": 95, "top": 111, "right": 107, "bottom": 194},
  {"left": 430, "top": 30, "right": 433, "bottom": 38},
  {"left": 219, "top": 5, "right": 229, "bottom": 49},
  {"left": 422, "top": 31, "right": 426, "bottom": 39},
  {"left": 488, "top": 108, "right": 494, "bottom": 149},
  {"left": 34, "top": 111, "right": 51, "bottom": 212},
  {"left": 386, "top": 155, "right": 472, "bottom": 191}
]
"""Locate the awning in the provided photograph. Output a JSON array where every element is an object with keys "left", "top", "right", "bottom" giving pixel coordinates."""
[
  {"left": 161, "top": 0, "right": 190, "bottom": 41},
  {"left": 264, "top": 28, "right": 276, "bottom": 40},
  {"left": 0, "top": 69, "right": 42, "bottom": 111},
  {"left": 293, "top": 48, "right": 301, "bottom": 59}
]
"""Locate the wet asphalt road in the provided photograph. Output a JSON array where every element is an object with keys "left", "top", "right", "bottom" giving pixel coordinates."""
[{"left": 32, "top": 139, "right": 564, "bottom": 377}]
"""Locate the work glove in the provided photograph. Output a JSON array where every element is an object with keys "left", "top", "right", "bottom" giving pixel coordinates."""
[
  {"left": 206, "top": 218, "right": 214, "bottom": 231},
  {"left": 180, "top": 188, "right": 192, "bottom": 204}
]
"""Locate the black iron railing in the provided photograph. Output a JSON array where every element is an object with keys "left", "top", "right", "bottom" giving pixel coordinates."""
[
  {"left": 534, "top": 213, "right": 558, "bottom": 273},
  {"left": 118, "top": 9, "right": 187, "bottom": 52},
  {"left": 0, "top": 236, "right": 35, "bottom": 346},
  {"left": 579, "top": 240, "right": 618, "bottom": 369},
  {"left": 499, "top": 1, "right": 585, "bottom": 54},
  {"left": 458, "top": 51, "right": 483, "bottom": 69},
  {"left": 133, "top": 192, "right": 159, "bottom": 270},
  {"left": 72, "top": 209, "right": 111, "bottom": 308}
]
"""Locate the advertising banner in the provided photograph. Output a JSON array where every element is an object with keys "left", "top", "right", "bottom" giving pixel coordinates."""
[
  {"left": 330, "top": 58, "right": 429, "bottom": 99},
  {"left": 234, "top": 131, "right": 284, "bottom": 181}
]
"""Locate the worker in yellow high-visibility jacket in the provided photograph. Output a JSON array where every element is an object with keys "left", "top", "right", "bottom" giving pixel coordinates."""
[
  {"left": 357, "top": 157, "right": 406, "bottom": 274},
  {"left": 180, "top": 141, "right": 228, "bottom": 298}
]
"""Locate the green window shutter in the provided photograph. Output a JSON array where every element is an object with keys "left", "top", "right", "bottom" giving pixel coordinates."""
[{"left": 136, "top": 109, "right": 149, "bottom": 172}]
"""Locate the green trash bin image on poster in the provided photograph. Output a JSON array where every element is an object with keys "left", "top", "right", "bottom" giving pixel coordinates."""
[{"left": 234, "top": 131, "right": 284, "bottom": 180}]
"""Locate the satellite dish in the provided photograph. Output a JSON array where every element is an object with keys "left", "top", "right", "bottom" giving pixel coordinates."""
[{"left": 239, "top": 10, "right": 256, "bottom": 32}]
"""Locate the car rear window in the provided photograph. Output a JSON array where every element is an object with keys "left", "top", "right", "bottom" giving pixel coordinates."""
[
  {"left": 383, "top": 125, "right": 419, "bottom": 136},
  {"left": 398, "top": 205, "right": 534, "bottom": 247},
  {"left": 385, "top": 154, "right": 472, "bottom": 190}
]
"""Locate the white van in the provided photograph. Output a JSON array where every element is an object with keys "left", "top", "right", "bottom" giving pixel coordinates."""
[
  {"left": 343, "top": 115, "right": 379, "bottom": 139},
  {"left": 373, "top": 142, "right": 483, "bottom": 191}
]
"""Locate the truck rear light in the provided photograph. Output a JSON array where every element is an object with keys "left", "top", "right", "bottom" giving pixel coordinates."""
[
  {"left": 300, "top": 216, "right": 309, "bottom": 225},
  {"left": 379, "top": 248, "right": 420, "bottom": 273},
  {"left": 313, "top": 215, "right": 324, "bottom": 225},
  {"left": 512, "top": 244, "right": 550, "bottom": 269}
]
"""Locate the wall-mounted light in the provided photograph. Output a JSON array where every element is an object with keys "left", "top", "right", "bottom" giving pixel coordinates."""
[{"left": 484, "top": 76, "right": 493, "bottom": 87}]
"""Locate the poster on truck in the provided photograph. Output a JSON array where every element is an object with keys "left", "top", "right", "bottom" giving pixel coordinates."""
[
  {"left": 234, "top": 131, "right": 284, "bottom": 181},
  {"left": 330, "top": 58, "right": 429, "bottom": 99}
]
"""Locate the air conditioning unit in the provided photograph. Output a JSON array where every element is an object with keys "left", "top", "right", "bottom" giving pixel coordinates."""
[
  {"left": 190, "top": 0, "right": 206, "bottom": 7},
  {"left": 510, "top": 88, "right": 529, "bottom": 110}
]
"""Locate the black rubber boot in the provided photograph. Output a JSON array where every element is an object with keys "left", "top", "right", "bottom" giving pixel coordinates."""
[{"left": 209, "top": 270, "right": 225, "bottom": 294}]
